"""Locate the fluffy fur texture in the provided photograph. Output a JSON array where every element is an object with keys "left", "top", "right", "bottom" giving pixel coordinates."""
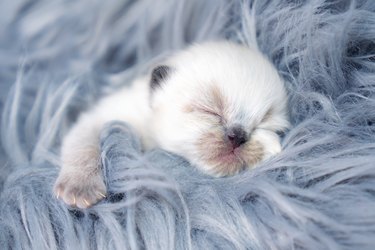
[{"left": 1, "top": 0, "right": 375, "bottom": 249}]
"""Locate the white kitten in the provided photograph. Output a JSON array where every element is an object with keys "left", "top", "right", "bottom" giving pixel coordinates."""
[{"left": 54, "top": 41, "right": 289, "bottom": 208}]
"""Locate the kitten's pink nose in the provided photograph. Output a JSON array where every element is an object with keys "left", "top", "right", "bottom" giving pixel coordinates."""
[{"left": 226, "top": 125, "right": 247, "bottom": 149}]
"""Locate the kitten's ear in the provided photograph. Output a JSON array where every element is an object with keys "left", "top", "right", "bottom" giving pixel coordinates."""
[{"left": 150, "top": 65, "right": 171, "bottom": 90}]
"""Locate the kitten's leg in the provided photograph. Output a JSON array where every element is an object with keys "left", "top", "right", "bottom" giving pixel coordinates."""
[
  {"left": 54, "top": 79, "right": 150, "bottom": 208},
  {"left": 54, "top": 113, "right": 107, "bottom": 208}
]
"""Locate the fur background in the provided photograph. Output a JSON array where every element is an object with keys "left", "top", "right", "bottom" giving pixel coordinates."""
[{"left": 1, "top": 0, "right": 375, "bottom": 249}]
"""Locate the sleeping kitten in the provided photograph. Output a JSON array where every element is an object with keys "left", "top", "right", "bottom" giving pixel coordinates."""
[{"left": 54, "top": 41, "right": 289, "bottom": 208}]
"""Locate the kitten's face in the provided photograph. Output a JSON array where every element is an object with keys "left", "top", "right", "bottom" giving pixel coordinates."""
[{"left": 149, "top": 42, "right": 289, "bottom": 176}]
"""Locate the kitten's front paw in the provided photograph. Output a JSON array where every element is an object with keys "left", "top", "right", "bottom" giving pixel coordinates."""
[{"left": 54, "top": 170, "right": 106, "bottom": 209}]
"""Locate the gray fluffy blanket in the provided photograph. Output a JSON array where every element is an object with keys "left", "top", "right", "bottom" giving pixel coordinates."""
[{"left": 1, "top": 0, "right": 375, "bottom": 249}]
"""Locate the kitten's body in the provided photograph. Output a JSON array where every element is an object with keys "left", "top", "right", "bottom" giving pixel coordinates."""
[{"left": 54, "top": 41, "right": 289, "bottom": 208}]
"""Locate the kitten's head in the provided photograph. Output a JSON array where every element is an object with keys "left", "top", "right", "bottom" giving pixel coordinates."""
[{"left": 148, "top": 41, "right": 289, "bottom": 176}]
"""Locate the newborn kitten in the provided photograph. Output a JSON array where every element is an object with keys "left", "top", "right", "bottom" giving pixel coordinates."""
[{"left": 54, "top": 41, "right": 289, "bottom": 208}]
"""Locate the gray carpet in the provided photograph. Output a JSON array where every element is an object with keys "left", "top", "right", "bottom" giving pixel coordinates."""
[{"left": 1, "top": 0, "right": 375, "bottom": 249}]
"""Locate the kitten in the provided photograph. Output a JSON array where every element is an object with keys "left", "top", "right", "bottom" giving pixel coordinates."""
[{"left": 54, "top": 41, "right": 289, "bottom": 208}]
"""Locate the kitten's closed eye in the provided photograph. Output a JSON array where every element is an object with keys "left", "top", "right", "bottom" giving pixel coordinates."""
[
  {"left": 185, "top": 104, "right": 223, "bottom": 119},
  {"left": 197, "top": 107, "right": 221, "bottom": 118}
]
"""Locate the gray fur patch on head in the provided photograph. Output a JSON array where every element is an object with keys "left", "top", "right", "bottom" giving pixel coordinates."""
[{"left": 150, "top": 65, "right": 172, "bottom": 91}]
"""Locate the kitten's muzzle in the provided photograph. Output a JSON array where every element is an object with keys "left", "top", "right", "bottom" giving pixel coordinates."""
[{"left": 225, "top": 125, "right": 248, "bottom": 149}]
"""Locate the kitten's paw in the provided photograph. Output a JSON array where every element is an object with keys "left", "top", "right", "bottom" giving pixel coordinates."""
[{"left": 54, "top": 171, "right": 106, "bottom": 209}]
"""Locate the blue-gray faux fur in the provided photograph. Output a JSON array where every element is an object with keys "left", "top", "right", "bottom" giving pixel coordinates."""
[{"left": 1, "top": 0, "right": 375, "bottom": 249}]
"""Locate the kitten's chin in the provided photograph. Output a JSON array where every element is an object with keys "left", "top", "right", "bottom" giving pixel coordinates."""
[{"left": 216, "top": 149, "right": 242, "bottom": 166}]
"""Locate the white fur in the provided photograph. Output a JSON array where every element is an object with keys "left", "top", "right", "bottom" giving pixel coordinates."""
[{"left": 54, "top": 41, "right": 289, "bottom": 208}]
